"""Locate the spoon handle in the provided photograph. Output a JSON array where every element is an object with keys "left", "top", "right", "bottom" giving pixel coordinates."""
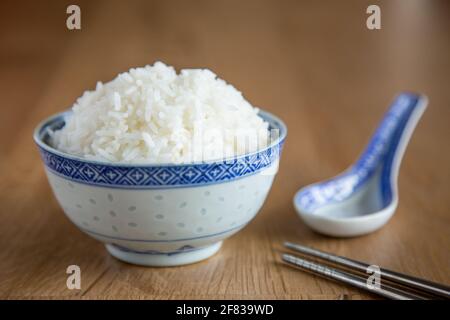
[{"left": 354, "top": 93, "right": 428, "bottom": 187}]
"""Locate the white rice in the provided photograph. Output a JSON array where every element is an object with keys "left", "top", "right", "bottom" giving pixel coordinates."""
[{"left": 51, "top": 61, "right": 269, "bottom": 164}]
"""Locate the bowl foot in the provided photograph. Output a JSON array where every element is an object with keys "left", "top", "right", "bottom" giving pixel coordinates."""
[{"left": 105, "top": 242, "right": 222, "bottom": 267}]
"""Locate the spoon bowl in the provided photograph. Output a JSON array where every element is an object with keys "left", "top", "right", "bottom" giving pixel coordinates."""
[{"left": 294, "top": 93, "right": 428, "bottom": 237}]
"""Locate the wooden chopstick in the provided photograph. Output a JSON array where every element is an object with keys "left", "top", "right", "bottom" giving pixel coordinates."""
[
  {"left": 282, "top": 254, "right": 422, "bottom": 300},
  {"left": 284, "top": 242, "right": 450, "bottom": 299}
]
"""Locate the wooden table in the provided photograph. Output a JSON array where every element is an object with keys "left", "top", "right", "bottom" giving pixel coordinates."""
[{"left": 1, "top": 0, "right": 449, "bottom": 300}]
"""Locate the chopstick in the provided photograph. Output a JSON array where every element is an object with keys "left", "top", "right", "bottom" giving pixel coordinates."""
[
  {"left": 284, "top": 242, "right": 450, "bottom": 299},
  {"left": 282, "top": 254, "right": 423, "bottom": 300}
]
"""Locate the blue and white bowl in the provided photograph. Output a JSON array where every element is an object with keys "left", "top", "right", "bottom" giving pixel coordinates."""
[{"left": 34, "top": 110, "right": 286, "bottom": 266}]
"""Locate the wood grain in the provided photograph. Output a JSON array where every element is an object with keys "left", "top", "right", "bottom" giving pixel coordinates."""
[{"left": 0, "top": 0, "right": 449, "bottom": 300}]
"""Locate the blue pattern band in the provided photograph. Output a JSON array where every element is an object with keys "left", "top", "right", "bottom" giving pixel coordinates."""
[{"left": 35, "top": 111, "right": 286, "bottom": 189}]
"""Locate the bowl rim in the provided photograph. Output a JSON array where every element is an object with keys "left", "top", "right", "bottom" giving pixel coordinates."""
[{"left": 33, "top": 108, "right": 287, "bottom": 168}]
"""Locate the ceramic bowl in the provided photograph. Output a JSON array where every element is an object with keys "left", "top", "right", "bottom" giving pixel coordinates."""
[{"left": 34, "top": 110, "right": 286, "bottom": 266}]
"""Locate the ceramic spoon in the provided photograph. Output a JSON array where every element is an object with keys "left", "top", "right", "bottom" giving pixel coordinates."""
[{"left": 293, "top": 93, "right": 428, "bottom": 237}]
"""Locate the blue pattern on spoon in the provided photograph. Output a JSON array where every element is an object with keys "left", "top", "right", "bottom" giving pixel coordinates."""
[{"left": 294, "top": 93, "right": 428, "bottom": 237}]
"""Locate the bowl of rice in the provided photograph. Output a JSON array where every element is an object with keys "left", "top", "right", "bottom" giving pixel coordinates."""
[{"left": 34, "top": 62, "right": 286, "bottom": 266}]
